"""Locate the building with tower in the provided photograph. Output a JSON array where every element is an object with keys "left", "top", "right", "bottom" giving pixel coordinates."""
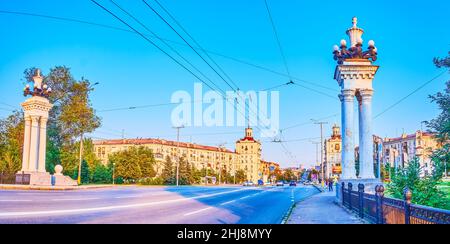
[{"left": 324, "top": 124, "right": 342, "bottom": 179}]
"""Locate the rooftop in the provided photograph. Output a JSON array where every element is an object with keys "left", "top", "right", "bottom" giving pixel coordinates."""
[{"left": 93, "top": 138, "right": 235, "bottom": 154}]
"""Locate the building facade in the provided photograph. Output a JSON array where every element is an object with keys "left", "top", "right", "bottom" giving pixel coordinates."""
[
  {"left": 324, "top": 124, "right": 342, "bottom": 179},
  {"left": 383, "top": 131, "right": 441, "bottom": 174},
  {"left": 94, "top": 127, "right": 268, "bottom": 182}
]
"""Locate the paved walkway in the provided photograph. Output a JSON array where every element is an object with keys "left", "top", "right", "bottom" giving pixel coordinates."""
[{"left": 287, "top": 190, "right": 366, "bottom": 224}]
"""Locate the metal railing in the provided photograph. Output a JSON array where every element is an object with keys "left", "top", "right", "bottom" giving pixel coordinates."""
[
  {"left": 0, "top": 172, "right": 30, "bottom": 185},
  {"left": 341, "top": 182, "right": 450, "bottom": 224}
]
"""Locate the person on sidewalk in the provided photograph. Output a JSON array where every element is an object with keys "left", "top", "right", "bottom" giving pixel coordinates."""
[{"left": 328, "top": 179, "right": 333, "bottom": 192}]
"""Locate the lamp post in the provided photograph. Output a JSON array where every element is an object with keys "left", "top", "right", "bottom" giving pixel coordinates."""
[
  {"left": 112, "top": 162, "right": 116, "bottom": 185},
  {"left": 173, "top": 125, "right": 184, "bottom": 187}
]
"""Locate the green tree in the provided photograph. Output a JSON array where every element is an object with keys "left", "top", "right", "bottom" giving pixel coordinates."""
[
  {"left": 108, "top": 146, "right": 156, "bottom": 182},
  {"left": 91, "top": 163, "right": 112, "bottom": 184},
  {"left": 387, "top": 158, "right": 448, "bottom": 209},
  {"left": 426, "top": 52, "right": 450, "bottom": 177},
  {"left": 0, "top": 111, "right": 24, "bottom": 175},
  {"left": 161, "top": 156, "right": 175, "bottom": 185},
  {"left": 235, "top": 169, "right": 246, "bottom": 184}
]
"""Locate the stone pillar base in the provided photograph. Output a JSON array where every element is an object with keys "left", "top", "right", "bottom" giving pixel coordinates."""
[
  {"left": 339, "top": 178, "right": 382, "bottom": 193},
  {"left": 53, "top": 175, "right": 78, "bottom": 186},
  {"left": 15, "top": 172, "right": 78, "bottom": 186}
]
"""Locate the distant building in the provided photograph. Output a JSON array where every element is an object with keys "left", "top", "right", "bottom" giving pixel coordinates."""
[
  {"left": 260, "top": 161, "right": 280, "bottom": 183},
  {"left": 93, "top": 127, "right": 267, "bottom": 182},
  {"left": 324, "top": 124, "right": 342, "bottom": 179},
  {"left": 383, "top": 131, "right": 441, "bottom": 174}
]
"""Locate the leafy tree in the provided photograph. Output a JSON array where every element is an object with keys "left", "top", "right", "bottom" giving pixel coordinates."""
[
  {"left": 161, "top": 156, "right": 175, "bottom": 185},
  {"left": 426, "top": 52, "right": 450, "bottom": 177},
  {"left": 0, "top": 111, "right": 24, "bottom": 175},
  {"left": 91, "top": 163, "right": 112, "bottom": 184},
  {"left": 386, "top": 158, "right": 448, "bottom": 209},
  {"left": 108, "top": 146, "right": 156, "bottom": 182},
  {"left": 235, "top": 169, "right": 246, "bottom": 184}
]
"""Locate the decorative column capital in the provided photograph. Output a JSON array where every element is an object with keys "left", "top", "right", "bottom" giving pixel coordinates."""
[
  {"left": 30, "top": 115, "right": 40, "bottom": 123},
  {"left": 341, "top": 89, "right": 355, "bottom": 101},
  {"left": 359, "top": 89, "right": 374, "bottom": 101}
]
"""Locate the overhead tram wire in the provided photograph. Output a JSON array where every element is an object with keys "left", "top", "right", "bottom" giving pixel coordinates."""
[
  {"left": 141, "top": 0, "right": 267, "bottom": 133},
  {"left": 108, "top": 0, "right": 226, "bottom": 94},
  {"left": 153, "top": 0, "right": 239, "bottom": 90},
  {"left": 374, "top": 71, "right": 447, "bottom": 119},
  {"left": 90, "top": 0, "right": 219, "bottom": 94},
  {"left": 142, "top": 0, "right": 238, "bottom": 92},
  {"left": 263, "top": 0, "right": 292, "bottom": 80},
  {"left": 281, "top": 113, "right": 338, "bottom": 131},
  {"left": 292, "top": 82, "right": 339, "bottom": 100},
  {"left": 0, "top": 10, "right": 337, "bottom": 92},
  {"left": 90, "top": 0, "right": 263, "bottom": 134}
]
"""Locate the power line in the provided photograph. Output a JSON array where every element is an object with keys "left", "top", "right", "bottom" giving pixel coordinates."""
[
  {"left": 108, "top": 0, "right": 226, "bottom": 94},
  {"left": 292, "top": 82, "right": 339, "bottom": 100},
  {"left": 90, "top": 0, "right": 218, "bottom": 94},
  {"left": 281, "top": 113, "right": 338, "bottom": 131},
  {"left": 142, "top": 0, "right": 238, "bottom": 92},
  {"left": 153, "top": 0, "right": 240, "bottom": 90},
  {"left": 263, "top": 0, "right": 291, "bottom": 79},
  {"left": 374, "top": 71, "right": 447, "bottom": 119},
  {"left": 0, "top": 9, "right": 336, "bottom": 92}
]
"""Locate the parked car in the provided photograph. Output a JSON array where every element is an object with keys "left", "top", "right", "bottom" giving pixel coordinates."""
[
  {"left": 243, "top": 181, "right": 254, "bottom": 186},
  {"left": 289, "top": 181, "right": 297, "bottom": 186},
  {"left": 276, "top": 181, "right": 284, "bottom": 186}
]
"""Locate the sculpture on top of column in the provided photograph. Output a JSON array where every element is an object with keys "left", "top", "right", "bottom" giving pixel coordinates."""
[
  {"left": 17, "top": 68, "right": 77, "bottom": 186},
  {"left": 332, "top": 17, "right": 380, "bottom": 191}
]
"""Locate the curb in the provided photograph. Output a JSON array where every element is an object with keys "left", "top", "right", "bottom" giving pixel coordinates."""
[
  {"left": 281, "top": 186, "right": 322, "bottom": 224},
  {"left": 0, "top": 184, "right": 113, "bottom": 191}
]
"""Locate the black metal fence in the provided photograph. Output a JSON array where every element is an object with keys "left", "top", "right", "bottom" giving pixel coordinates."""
[
  {"left": 0, "top": 172, "right": 30, "bottom": 185},
  {"left": 341, "top": 182, "right": 450, "bottom": 224}
]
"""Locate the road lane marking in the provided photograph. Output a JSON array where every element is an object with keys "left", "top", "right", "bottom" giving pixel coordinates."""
[
  {"left": 0, "top": 188, "right": 250, "bottom": 217},
  {"left": 183, "top": 207, "right": 213, "bottom": 216},
  {"left": 52, "top": 198, "right": 100, "bottom": 201},
  {"left": 0, "top": 200, "right": 32, "bottom": 202},
  {"left": 220, "top": 200, "right": 236, "bottom": 206}
]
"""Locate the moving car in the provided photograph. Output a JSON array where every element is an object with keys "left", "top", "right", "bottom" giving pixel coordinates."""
[
  {"left": 276, "top": 181, "right": 284, "bottom": 186},
  {"left": 243, "top": 181, "right": 254, "bottom": 186},
  {"left": 289, "top": 181, "right": 297, "bottom": 186}
]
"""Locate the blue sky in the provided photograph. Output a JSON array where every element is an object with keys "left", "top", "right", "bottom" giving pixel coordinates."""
[{"left": 0, "top": 0, "right": 449, "bottom": 168}]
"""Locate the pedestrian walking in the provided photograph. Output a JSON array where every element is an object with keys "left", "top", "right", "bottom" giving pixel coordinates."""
[{"left": 328, "top": 179, "right": 333, "bottom": 191}]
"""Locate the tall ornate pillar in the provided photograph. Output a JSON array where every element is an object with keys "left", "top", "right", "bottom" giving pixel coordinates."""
[
  {"left": 340, "top": 89, "right": 357, "bottom": 179},
  {"left": 359, "top": 89, "right": 375, "bottom": 179},
  {"left": 28, "top": 115, "right": 40, "bottom": 172},
  {"left": 20, "top": 116, "right": 32, "bottom": 172},
  {"left": 332, "top": 17, "right": 380, "bottom": 192},
  {"left": 38, "top": 117, "right": 48, "bottom": 173}
]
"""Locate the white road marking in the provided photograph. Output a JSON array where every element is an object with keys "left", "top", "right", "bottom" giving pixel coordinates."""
[
  {"left": 183, "top": 207, "right": 213, "bottom": 216},
  {"left": 0, "top": 188, "right": 249, "bottom": 217},
  {"left": 0, "top": 200, "right": 32, "bottom": 202},
  {"left": 220, "top": 200, "right": 236, "bottom": 206},
  {"left": 52, "top": 198, "right": 100, "bottom": 201}
]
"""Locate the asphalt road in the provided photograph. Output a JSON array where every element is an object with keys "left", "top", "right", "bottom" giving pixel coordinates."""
[{"left": 0, "top": 185, "right": 319, "bottom": 224}]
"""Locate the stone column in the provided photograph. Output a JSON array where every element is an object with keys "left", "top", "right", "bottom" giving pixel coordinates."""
[
  {"left": 340, "top": 89, "right": 357, "bottom": 179},
  {"left": 38, "top": 117, "right": 48, "bottom": 173},
  {"left": 28, "top": 115, "right": 40, "bottom": 172},
  {"left": 21, "top": 115, "right": 32, "bottom": 172},
  {"left": 357, "top": 93, "right": 364, "bottom": 178},
  {"left": 359, "top": 89, "right": 375, "bottom": 179}
]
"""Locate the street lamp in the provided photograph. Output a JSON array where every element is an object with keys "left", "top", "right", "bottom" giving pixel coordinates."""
[
  {"left": 112, "top": 162, "right": 116, "bottom": 185},
  {"left": 333, "top": 38, "right": 377, "bottom": 64}
]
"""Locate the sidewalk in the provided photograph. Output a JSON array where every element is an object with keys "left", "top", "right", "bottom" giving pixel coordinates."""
[{"left": 287, "top": 190, "right": 366, "bottom": 224}]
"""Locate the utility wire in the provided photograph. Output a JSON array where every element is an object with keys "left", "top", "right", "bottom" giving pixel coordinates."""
[
  {"left": 153, "top": 0, "right": 240, "bottom": 90},
  {"left": 374, "top": 71, "right": 447, "bottom": 119},
  {"left": 281, "top": 113, "right": 338, "bottom": 131},
  {"left": 108, "top": 0, "right": 226, "bottom": 94},
  {"left": 0, "top": 10, "right": 336, "bottom": 92},
  {"left": 142, "top": 0, "right": 238, "bottom": 92},
  {"left": 292, "top": 82, "right": 338, "bottom": 100},
  {"left": 263, "top": 0, "right": 291, "bottom": 79}
]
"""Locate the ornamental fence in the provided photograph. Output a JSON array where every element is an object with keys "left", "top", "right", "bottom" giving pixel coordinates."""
[
  {"left": 340, "top": 182, "right": 450, "bottom": 224},
  {"left": 0, "top": 172, "right": 30, "bottom": 185}
]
